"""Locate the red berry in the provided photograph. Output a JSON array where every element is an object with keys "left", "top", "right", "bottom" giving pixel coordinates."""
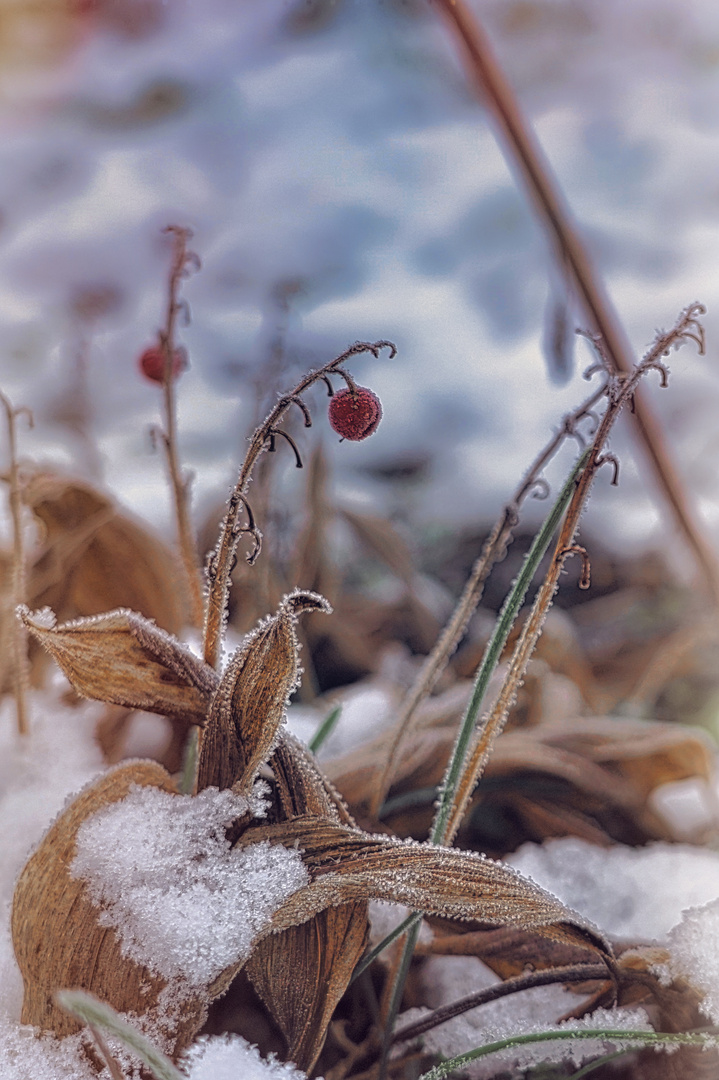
[
  {"left": 328, "top": 385, "right": 382, "bottom": 441},
  {"left": 138, "top": 345, "right": 186, "bottom": 384}
]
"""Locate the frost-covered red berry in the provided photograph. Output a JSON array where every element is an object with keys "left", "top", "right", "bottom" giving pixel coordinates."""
[
  {"left": 328, "top": 386, "right": 382, "bottom": 441},
  {"left": 138, "top": 345, "right": 186, "bottom": 384}
]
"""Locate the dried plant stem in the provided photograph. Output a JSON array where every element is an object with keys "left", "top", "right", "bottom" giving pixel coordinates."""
[
  {"left": 443, "top": 307, "right": 705, "bottom": 845},
  {"left": 392, "top": 962, "right": 609, "bottom": 1045},
  {"left": 1, "top": 392, "right": 32, "bottom": 736},
  {"left": 88, "top": 1024, "right": 126, "bottom": 1080},
  {"left": 158, "top": 226, "right": 204, "bottom": 629},
  {"left": 433, "top": 0, "right": 719, "bottom": 604},
  {"left": 369, "top": 384, "right": 605, "bottom": 815},
  {"left": 202, "top": 340, "right": 396, "bottom": 670}
]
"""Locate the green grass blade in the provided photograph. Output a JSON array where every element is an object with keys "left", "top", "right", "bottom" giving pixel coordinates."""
[
  {"left": 417, "top": 1028, "right": 715, "bottom": 1080},
  {"left": 56, "top": 990, "right": 184, "bottom": 1080},
  {"left": 430, "top": 446, "right": 590, "bottom": 845},
  {"left": 309, "top": 704, "right": 342, "bottom": 753}
]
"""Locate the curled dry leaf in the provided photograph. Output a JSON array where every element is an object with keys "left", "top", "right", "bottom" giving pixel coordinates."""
[
  {"left": 197, "top": 589, "right": 331, "bottom": 794},
  {"left": 237, "top": 815, "right": 613, "bottom": 965},
  {"left": 244, "top": 735, "right": 369, "bottom": 1071},
  {"left": 12, "top": 762, "right": 178, "bottom": 1040},
  {"left": 20, "top": 606, "right": 218, "bottom": 725}
]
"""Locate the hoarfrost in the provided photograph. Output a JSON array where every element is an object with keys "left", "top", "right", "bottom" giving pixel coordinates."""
[
  {"left": 71, "top": 785, "right": 309, "bottom": 986},
  {"left": 182, "top": 1034, "right": 316, "bottom": 1080}
]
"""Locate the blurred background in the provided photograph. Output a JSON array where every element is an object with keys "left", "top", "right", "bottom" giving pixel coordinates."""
[{"left": 0, "top": 0, "right": 718, "bottom": 553}]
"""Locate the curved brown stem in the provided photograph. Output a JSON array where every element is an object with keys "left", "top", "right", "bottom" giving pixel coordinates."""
[
  {"left": 392, "top": 963, "right": 611, "bottom": 1045},
  {"left": 202, "top": 340, "right": 396, "bottom": 670}
]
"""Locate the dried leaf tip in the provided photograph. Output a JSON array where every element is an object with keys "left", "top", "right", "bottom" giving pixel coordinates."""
[
  {"left": 278, "top": 588, "right": 333, "bottom": 619},
  {"left": 198, "top": 591, "right": 332, "bottom": 793},
  {"left": 17, "top": 604, "right": 56, "bottom": 630}
]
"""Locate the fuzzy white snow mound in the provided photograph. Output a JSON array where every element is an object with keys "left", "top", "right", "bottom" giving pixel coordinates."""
[{"left": 71, "top": 784, "right": 308, "bottom": 986}]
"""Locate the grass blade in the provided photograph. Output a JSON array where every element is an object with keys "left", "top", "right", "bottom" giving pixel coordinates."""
[
  {"left": 309, "top": 704, "right": 342, "bottom": 753},
  {"left": 376, "top": 449, "right": 590, "bottom": 1078},
  {"left": 417, "top": 1028, "right": 716, "bottom": 1080},
  {"left": 56, "top": 989, "right": 184, "bottom": 1080}
]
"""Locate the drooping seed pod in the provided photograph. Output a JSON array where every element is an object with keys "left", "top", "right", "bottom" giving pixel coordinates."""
[{"left": 328, "top": 386, "right": 382, "bottom": 441}]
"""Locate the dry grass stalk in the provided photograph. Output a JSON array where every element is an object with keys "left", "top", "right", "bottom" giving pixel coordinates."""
[
  {"left": 0, "top": 391, "right": 32, "bottom": 735},
  {"left": 433, "top": 0, "right": 719, "bottom": 604},
  {"left": 369, "top": 382, "right": 606, "bottom": 816},
  {"left": 443, "top": 304, "right": 707, "bottom": 845}
]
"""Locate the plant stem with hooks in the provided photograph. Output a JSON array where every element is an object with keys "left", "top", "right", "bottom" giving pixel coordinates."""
[
  {"left": 202, "top": 339, "right": 396, "bottom": 671},
  {"left": 368, "top": 382, "right": 606, "bottom": 816}
]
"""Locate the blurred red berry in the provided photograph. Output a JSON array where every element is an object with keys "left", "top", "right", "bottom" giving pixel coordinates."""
[
  {"left": 328, "top": 386, "right": 382, "bottom": 441},
  {"left": 139, "top": 345, "right": 186, "bottom": 384}
]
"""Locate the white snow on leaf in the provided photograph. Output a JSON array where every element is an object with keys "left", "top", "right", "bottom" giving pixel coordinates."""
[
  {"left": 182, "top": 1034, "right": 317, "bottom": 1080},
  {"left": 71, "top": 785, "right": 309, "bottom": 986}
]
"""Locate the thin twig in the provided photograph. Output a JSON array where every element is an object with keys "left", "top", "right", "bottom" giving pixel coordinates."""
[
  {"left": 202, "top": 340, "right": 396, "bottom": 671},
  {"left": 442, "top": 305, "right": 705, "bottom": 845},
  {"left": 433, "top": 0, "right": 719, "bottom": 604},
  {"left": 158, "top": 225, "right": 205, "bottom": 629},
  {"left": 88, "top": 1024, "right": 126, "bottom": 1080},
  {"left": 368, "top": 382, "right": 606, "bottom": 815},
  {"left": 392, "top": 963, "right": 610, "bottom": 1045},
  {"left": 0, "top": 392, "right": 33, "bottom": 736}
]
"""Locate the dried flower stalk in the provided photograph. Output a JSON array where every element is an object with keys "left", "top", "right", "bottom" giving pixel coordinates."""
[
  {"left": 156, "top": 225, "right": 204, "bottom": 628},
  {"left": 202, "top": 339, "right": 395, "bottom": 670},
  {"left": 443, "top": 304, "right": 707, "bottom": 844}
]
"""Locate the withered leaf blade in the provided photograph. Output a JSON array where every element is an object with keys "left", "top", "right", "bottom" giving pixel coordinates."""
[
  {"left": 12, "top": 762, "right": 180, "bottom": 1041},
  {"left": 245, "top": 736, "right": 369, "bottom": 1071},
  {"left": 238, "top": 815, "right": 612, "bottom": 965},
  {"left": 23, "top": 471, "right": 185, "bottom": 635},
  {"left": 197, "top": 590, "right": 331, "bottom": 794},
  {"left": 21, "top": 606, "right": 218, "bottom": 724}
]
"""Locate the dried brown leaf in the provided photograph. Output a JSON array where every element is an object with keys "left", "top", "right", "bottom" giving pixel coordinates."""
[
  {"left": 238, "top": 815, "right": 612, "bottom": 964},
  {"left": 245, "top": 736, "right": 369, "bottom": 1070},
  {"left": 197, "top": 590, "right": 331, "bottom": 793},
  {"left": 24, "top": 472, "right": 185, "bottom": 634},
  {"left": 21, "top": 606, "right": 218, "bottom": 724},
  {"left": 12, "top": 761, "right": 179, "bottom": 1039},
  {"left": 326, "top": 710, "right": 717, "bottom": 851}
]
